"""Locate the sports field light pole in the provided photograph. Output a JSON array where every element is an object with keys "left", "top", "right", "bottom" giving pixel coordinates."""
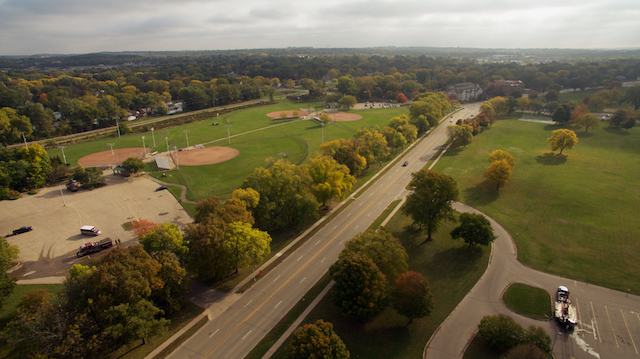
[
  {"left": 142, "top": 136, "right": 146, "bottom": 157},
  {"left": 151, "top": 127, "right": 156, "bottom": 147},
  {"left": 20, "top": 131, "right": 28, "bottom": 148},
  {"left": 173, "top": 146, "right": 180, "bottom": 169},
  {"left": 107, "top": 143, "right": 116, "bottom": 165},
  {"left": 183, "top": 130, "right": 190, "bottom": 148},
  {"left": 58, "top": 146, "right": 67, "bottom": 165},
  {"left": 165, "top": 137, "right": 169, "bottom": 153},
  {"left": 225, "top": 125, "right": 232, "bottom": 145},
  {"left": 321, "top": 122, "right": 324, "bottom": 144},
  {"left": 115, "top": 118, "right": 121, "bottom": 138}
]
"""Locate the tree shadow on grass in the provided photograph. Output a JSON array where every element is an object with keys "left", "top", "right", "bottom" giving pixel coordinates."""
[
  {"left": 604, "top": 126, "right": 632, "bottom": 135},
  {"left": 576, "top": 131, "right": 596, "bottom": 139},
  {"left": 427, "top": 245, "right": 484, "bottom": 281},
  {"left": 332, "top": 315, "right": 411, "bottom": 359},
  {"left": 535, "top": 153, "right": 567, "bottom": 165},
  {"left": 462, "top": 181, "right": 500, "bottom": 207}
]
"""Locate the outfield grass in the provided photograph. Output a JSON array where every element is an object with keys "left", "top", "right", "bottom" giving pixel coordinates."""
[
  {"left": 433, "top": 117, "right": 640, "bottom": 293},
  {"left": 502, "top": 283, "right": 552, "bottom": 320},
  {"left": 269, "top": 213, "right": 490, "bottom": 359}
]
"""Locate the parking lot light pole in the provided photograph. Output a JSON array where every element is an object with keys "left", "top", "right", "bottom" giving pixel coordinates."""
[
  {"left": 58, "top": 146, "right": 67, "bottom": 164},
  {"left": 165, "top": 137, "right": 169, "bottom": 153},
  {"left": 549, "top": 332, "right": 561, "bottom": 359},
  {"left": 107, "top": 143, "right": 116, "bottom": 166}
]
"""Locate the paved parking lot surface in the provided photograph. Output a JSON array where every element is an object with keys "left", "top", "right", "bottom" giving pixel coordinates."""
[{"left": 1, "top": 173, "right": 192, "bottom": 282}]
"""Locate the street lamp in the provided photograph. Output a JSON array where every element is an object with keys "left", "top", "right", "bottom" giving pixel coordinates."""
[
  {"left": 151, "top": 127, "right": 156, "bottom": 147},
  {"left": 225, "top": 125, "right": 232, "bottom": 145},
  {"left": 184, "top": 129, "right": 190, "bottom": 148},
  {"left": 58, "top": 146, "right": 67, "bottom": 165},
  {"left": 549, "top": 332, "right": 562, "bottom": 359},
  {"left": 107, "top": 143, "right": 116, "bottom": 165}
]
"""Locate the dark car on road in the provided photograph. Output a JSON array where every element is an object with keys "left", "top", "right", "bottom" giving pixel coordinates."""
[
  {"left": 155, "top": 186, "right": 168, "bottom": 191},
  {"left": 403, "top": 161, "right": 409, "bottom": 167},
  {"left": 12, "top": 226, "right": 33, "bottom": 235}
]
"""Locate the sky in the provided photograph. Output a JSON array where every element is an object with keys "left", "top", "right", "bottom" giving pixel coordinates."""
[{"left": 0, "top": 0, "right": 639, "bottom": 56}]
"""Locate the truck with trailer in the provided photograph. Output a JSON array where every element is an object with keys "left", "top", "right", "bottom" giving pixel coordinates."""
[
  {"left": 554, "top": 286, "right": 577, "bottom": 330},
  {"left": 76, "top": 238, "right": 113, "bottom": 257}
]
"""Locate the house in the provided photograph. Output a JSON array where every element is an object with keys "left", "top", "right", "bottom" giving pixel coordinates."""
[
  {"left": 445, "top": 83, "right": 483, "bottom": 102},
  {"left": 488, "top": 80, "right": 524, "bottom": 95}
]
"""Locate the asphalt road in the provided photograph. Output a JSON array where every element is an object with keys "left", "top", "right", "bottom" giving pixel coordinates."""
[{"left": 167, "top": 104, "right": 482, "bottom": 359}]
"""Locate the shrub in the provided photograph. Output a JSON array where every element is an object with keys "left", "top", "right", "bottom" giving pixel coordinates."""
[
  {"left": 8, "top": 190, "right": 22, "bottom": 200},
  {"left": 28, "top": 190, "right": 38, "bottom": 195}
]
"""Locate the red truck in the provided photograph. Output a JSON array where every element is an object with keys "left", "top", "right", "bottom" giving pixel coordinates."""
[{"left": 76, "top": 238, "right": 113, "bottom": 258}]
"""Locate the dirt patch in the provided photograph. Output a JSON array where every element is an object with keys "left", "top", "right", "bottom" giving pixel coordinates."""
[
  {"left": 266, "top": 110, "right": 309, "bottom": 118},
  {"left": 328, "top": 111, "right": 363, "bottom": 122},
  {"left": 78, "top": 147, "right": 146, "bottom": 167},
  {"left": 173, "top": 146, "right": 239, "bottom": 166}
]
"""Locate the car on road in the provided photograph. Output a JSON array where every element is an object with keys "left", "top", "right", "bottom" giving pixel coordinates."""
[
  {"left": 403, "top": 161, "right": 409, "bottom": 166},
  {"left": 12, "top": 226, "right": 33, "bottom": 235},
  {"left": 155, "top": 186, "right": 168, "bottom": 191}
]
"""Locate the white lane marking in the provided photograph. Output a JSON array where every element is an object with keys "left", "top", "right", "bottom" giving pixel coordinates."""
[
  {"left": 321, "top": 257, "right": 326, "bottom": 263},
  {"left": 209, "top": 329, "right": 219, "bottom": 338},
  {"left": 300, "top": 277, "right": 306, "bottom": 284},
  {"left": 332, "top": 225, "right": 337, "bottom": 230},
  {"left": 339, "top": 239, "right": 344, "bottom": 245},
  {"left": 242, "top": 330, "right": 252, "bottom": 340},
  {"left": 315, "top": 240, "right": 321, "bottom": 245},
  {"left": 354, "top": 225, "right": 359, "bottom": 230},
  {"left": 273, "top": 275, "right": 280, "bottom": 282},
  {"left": 244, "top": 300, "right": 252, "bottom": 308},
  {"left": 274, "top": 300, "right": 282, "bottom": 309},
  {"left": 297, "top": 255, "right": 303, "bottom": 261}
]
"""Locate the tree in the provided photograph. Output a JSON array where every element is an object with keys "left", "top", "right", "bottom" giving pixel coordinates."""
[
  {"left": 447, "top": 124, "right": 473, "bottom": 147},
  {"left": 306, "top": 154, "right": 356, "bottom": 206},
  {"left": 501, "top": 343, "right": 547, "bottom": 359},
  {"left": 402, "top": 169, "right": 459, "bottom": 241},
  {"left": 340, "top": 228, "right": 408, "bottom": 282},
  {"left": 329, "top": 253, "right": 387, "bottom": 319},
  {"left": 609, "top": 109, "right": 629, "bottom": 128},
  {"left": 0, "top": 237, "right": 19, "bottom": 311},
  {"left": 450, "top": 212, "right": 497, "bottom": 247},
  {"left": 396, "top": 93, "right": 408, "bottom": 104},
  {"left": 528, "top": 90, "right": 538, "bottom": 100},
  {"left": 523, "top": 325, "right": 552, "bottom": 353},
  {"left": 551, "top": 106, "right": 567, "bottom": 124},
  {"left": 319, "top": 112, "right": 332, "bottom": 124},
  {"left": 488, "top": 149, "right": 515, "bottom": 167},
  {"left": 338, "top": 95, "right": 357, "bottom": 110},
  {"left": 122, "top": 156, "right": 145, "bottom": 175},
  {"left": 131, "top": 218, "right": 160, "bottom": 240},
  {"left": 478, "top": 314, "right": 525, "bottom": 350},
  {"left": 104, "top": 299, "right": 168, "bottom": 345},
  {"left": 571, "top": 113, "right": 600, "bottom": 132},
  {"left": 72, "top": 165, "right": 105, "bottom": 189},
  {"left": 140, "top": 223, "right": 188, "bottom": 259},
  {"left": 547, "top": 129, "right": 578, "bottom": 155},
  {"left": 286, "top": 320, "right": 350, "bottom": 359},
  {"left": 544, "top": 89, "right": 559, "bottom": 102},
  {"left": 623, "top": 118, "right": 637, "bottom": 132},
  {"left": 622, "top": 85, "right": 640, "bottom": 110},
  {"left": 222, "top": 221, "right": 271, "bottom": 273},
  {"left": 517, "top": 97, "right": 530, "bottom": 114},
  {"left": 391, "top": 271, "right": 433, "bottom": 324},
  {"left": 320, "top": 138, "right": 367, "bottom": 177},
  {"left": 484, "top": 159, "right": 513, "bottom": 190}
]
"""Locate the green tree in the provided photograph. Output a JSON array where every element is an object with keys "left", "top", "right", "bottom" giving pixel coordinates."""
[
  {"left": 388, "top": 114, "right": 418, "bottom": 142},
  {"left": 122, "top": 156, "right": 145, "bottom": 175},
  {"left": 152, "top": 251, "right": 190, "bottom": 314},
  {"left": 104, "top": 299, "right": 168, "bottom": 345},
  {"left": 223, "top": 221, "right": 271, "bottom": 273},
  {"left": 450, "top": 212, "right": 497, "bottom": 247},
  {"left": 478, "top": 314, "right": 525, "bottom": 350},
  {"left": 391, "top": 271, "right": 433, "bottom": 324},
  {"left": 622, "top": 85, "right": 640, "bottom": 110},
  {"left": 329, "top": 253, "right": 387, "bottom": 319},
  {"left": 402, "top": 169, "right": 459, "bottom": 241},
  {"left": 140, "top": 223, "right": 188, "bottom": 259},
  {"left": 355, "top": 127, "right": 389, "bottom": 167},
  {"left": 306, "top": 154, "right": 356, "bottom": 206},
  {"left": 551, "top": 106, "right": 567, "bottom": 124},
  {"left": 622, "top": 118, "right": 636, "bottom": 132},
  {"left": 319, "top": 112, "right": 333, "bottom": 124},
  {"left": 488, "top": 149, "right": 516, "bottom": 167},
  {"left": 609, "top": 109, "right": 629, "bottom": 128},
  {"left": 447, "top": 124, "right": 473, "bottom": 147},
  {"left": 547, "top": 129, "right": 578, "bottom": 155},
  {"left": 338, "top": 95, "right": 357, "bottom": 110},
  {"left": 571, "top": 113, "right": 600, "bottom": 132},
  {"left": 0, "top": 237, "right": 19, "bottom": 311},
  {"left": 484, "top": 159, "right": 514, "bottom": 190},
  {"left": 337, "top": 76, "right": 358, "bottom": 96},
  {"left": 544, "top": 89, "right": 559, "bottom": 102},
  {"left": 501, "top": 343, "right": 547, "bottom": 359},
  {"left": 286, "top": 320, "right": 350, "bottom": 359},
  {"left": 72, "top": 165, "right": 105, "bottom": 189},
  {"left": 340, "top": 228, "right": 408, "bottom": 282}
]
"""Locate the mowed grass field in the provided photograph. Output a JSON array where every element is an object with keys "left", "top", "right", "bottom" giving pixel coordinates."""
[{"left": 433, "top": 117, "right": 640, "bottom": 293}]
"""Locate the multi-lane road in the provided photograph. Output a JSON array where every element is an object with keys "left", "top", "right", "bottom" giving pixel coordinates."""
[{"left": 167, "top": 104, "right": 481, "bottom": 359}]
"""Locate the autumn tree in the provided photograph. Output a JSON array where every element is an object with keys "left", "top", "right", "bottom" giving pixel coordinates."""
[
  {"left": 340, "top": 228, "right": 408, "bottom": 282},
  {"left": 391, "top": 271, "right": 433, "bottom": 324},
  {"left": 396, "top": 93, "right": 408, "bottom": 104},
  {"left": 547, "top": 129, "right": 578, "bottom": 155},
  {"left": 330, "top": 253, "right": 388, "bottom": 319},
  {"left": 388, "top": 115, "right": 418, "bottom": 142},
  {"left": 403, "top": 169, "right": 459, "bottom": 241},
  {"left": 222, "top": 221, "right": 271, "bottom": 273},
  {"left": 319, "top": 112, "right": 332, "bottom": 124},
  {"left": 0, "top": 237, "right": 19, "bottom": 311},
  {"left": 320, "top": 138, "right": 367, "bottom": 176},
  {"left": 517, "top": 97, "right": 530, "bottom": 114},
  {"left": 571, "top": 113, "right": 600, "bottom": 132},
  {"left": 484, "top": 159, "right": 513, "bottom": 190},
  {"left": 131, "top": 218, "right": 160, "bottom": 240},
  {"left": 450, "top": 213, "right": 496, "bottom": 246},
  {"left": 286, "top": 320, "right": 350, "bottom": 359},
  {"left": 338, "top": 95, "right": 357, "bottom": 110},
  {"left": 488, "top": 149, "right": 516, "bottom": 168},
  {"left": 232, "top": 187, "right": 260, "bottom": 209},
  {"left": 447, "top": 124, "right": 473, "bottom": 147},
  {"left": 140, "top": 222, "right": 188, "bottom": 259},
  {"left": 488, "top": 96, "right": 508, "bottom": 117},
  {"left": 306, "top": 154, "right": 356, "bottom": 206},
  {"left": 354, "top": 127, "right": 389, "bottom": 168}
]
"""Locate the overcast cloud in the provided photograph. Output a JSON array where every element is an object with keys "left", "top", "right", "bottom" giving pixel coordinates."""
[{"left": 0, "top": 0, "right": 638, "bottom": 56}]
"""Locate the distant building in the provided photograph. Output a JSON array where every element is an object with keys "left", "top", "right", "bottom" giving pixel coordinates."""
[
  {"left": 445, "top": 83, "right": 483, "bottom": 102},
  {"left": 488, "top": 80, "right": 524, "bottom": 95}
]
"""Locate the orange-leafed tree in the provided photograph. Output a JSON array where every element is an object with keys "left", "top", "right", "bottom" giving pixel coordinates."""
[
  {"left": 396, "top": 93, "right": 408, "bottom": 104},
  {"left": 131, "top": 219, "right": 160, "bottom": 240},
  {"left": 391, "top": 271, "right": 433, "bottom": 325}
]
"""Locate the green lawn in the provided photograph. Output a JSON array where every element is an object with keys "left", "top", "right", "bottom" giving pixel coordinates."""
[
  {"left": 556, "top": 89, "right": 631, "bottom": 110},
  {"left": 433, "top": 117, "right": 640, "bottom": 293},
  {"left": 502, "top": 283, "right": 552, "bottom": 320},
  {"left": 269, "top": 213, "right": 490, "bottom": 359}
]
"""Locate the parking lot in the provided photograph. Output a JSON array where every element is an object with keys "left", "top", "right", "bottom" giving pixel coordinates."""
[{"left": 1, "top": 173, "right": 192, "bottom": 282}]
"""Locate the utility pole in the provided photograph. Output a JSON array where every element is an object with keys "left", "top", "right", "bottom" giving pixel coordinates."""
[
  {"left": 58, "top": 146, "right": 67, "bottom": 164},
  {"left": 151, "top": 127, "right": 156, "bottom": 147},
  {"left": 116, "top": 118, "right": 121, "bottom": 138},
  {"left": 225, "top": 125, "right": 232, "bottom": 145},
  {"left": 107, "top": 143, "right": 116, "bottom": 165},
  {"left": 20, "top": 131, "right": 28, "bottom": 148},
  {"left": 184, "top": 129, "right": 190, "bottom": 148}
]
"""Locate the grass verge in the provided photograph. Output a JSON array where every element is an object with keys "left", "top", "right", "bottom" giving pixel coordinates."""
[
  {"left": 502, "top": 283, "right": 552, "bottom": 320},
  {"left": 367, "top": 199, "right": 401, "bottom": 231}
]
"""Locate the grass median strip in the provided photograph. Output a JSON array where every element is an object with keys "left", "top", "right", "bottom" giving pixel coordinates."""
[{"left": 502, "top": 283, "right": 552, "bottom": 320}]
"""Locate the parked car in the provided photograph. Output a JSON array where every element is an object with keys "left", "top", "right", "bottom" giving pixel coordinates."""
[
  {"left": 12, "top": 226, "right": 33, "bottom": 235},
  {"left": 155, "top": 186, "right": 168, "bottom": 191}
]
